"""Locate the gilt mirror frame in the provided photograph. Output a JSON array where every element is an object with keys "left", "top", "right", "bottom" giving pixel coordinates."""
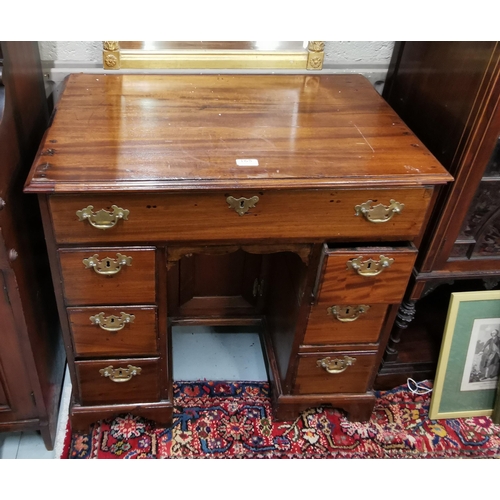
[{"left": 102, "top": 41, "right": 325, "bottom": 70}]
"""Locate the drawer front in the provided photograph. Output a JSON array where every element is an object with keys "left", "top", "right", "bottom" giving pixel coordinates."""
[
  {"left": 49, "top": 188, "right": 432, "bottom": 244},
  {"left": 76, "top": 357, "right": 161, "bottom": 405},
  {"left": 303, "top": 304, "right": 388, "bottom": 345},
  {"left": 59, "top": 248, "right": 156, "bottom": 306},
  {"left": 318, "top": 246, "right": 417, "bottom": 304},
  {"left": 68, "top": 306, "right": 158, "bottom": 357},
  {"left": 293, "top": 351, "right": 377, "bottom": 395}
]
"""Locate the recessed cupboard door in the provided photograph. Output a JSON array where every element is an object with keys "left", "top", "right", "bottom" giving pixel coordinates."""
[{"left": 168, "top": 248, "right": 266, "bottom": 317}]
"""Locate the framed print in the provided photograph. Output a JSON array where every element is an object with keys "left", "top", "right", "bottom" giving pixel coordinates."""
[{"left": 429, "top": 290, "right": 500, "bottom": 420}]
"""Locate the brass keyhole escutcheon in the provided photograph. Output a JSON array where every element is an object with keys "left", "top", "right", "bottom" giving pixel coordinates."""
[{"left": 226, "top": 196, "right": 259, "bottom": 216}]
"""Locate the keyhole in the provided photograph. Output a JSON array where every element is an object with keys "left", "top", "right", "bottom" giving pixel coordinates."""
[
  {"left": 110, "top": 318, "right": 115, "bottom": 323},
  {"left": 345, "top": 307, "right": 350, "bottom": 315},
  {"left": 367, "top": 262, "right": 372, "bottom": 269},
  {"left": 106, "top": 260, "right": 111, "bottom": 268},
  {"left": 240, "top": 200, "right": 245, "bottom": 208}
]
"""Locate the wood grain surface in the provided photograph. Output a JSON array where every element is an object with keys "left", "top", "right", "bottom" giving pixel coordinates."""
[
  {"left": 48, "top": 188, "right": 433, "bottom": 244},
  {"left": 58, "top": 247, "right": 156, "bottom": 305},
  {"left": 319, "top": 246, "right": 417, "bottom": 304},
  {"left": 24, "top": 74, "right": 451, "bottom": 193},
  {"left": 303, "top": 303, "right": 388, "bottom": 345},
  {"left": 68, "top": 305, "right": 158, "bottom": 357},
  {"left": 75, "top": 357, "right": 161, "bottom": 405},
  {"left": 293, "top": 351, "right": 377, "bottom": 394}
]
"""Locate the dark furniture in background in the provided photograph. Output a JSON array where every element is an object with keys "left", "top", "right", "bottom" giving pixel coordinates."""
[
  {"left": 376, "top": 42, "right": 500, "bottom": 389},
  {"left": 0, "top": 42, "right": 65, "bottom": 449}
]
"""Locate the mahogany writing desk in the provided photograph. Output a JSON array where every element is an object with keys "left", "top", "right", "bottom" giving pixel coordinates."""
[{"left": 25, "top": 74, "right": 451, "bottom": 430}]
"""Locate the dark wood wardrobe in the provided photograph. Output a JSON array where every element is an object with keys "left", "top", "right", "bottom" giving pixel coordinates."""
[{"left": 0, "top": 41, "right": 65, "bottom": 449}]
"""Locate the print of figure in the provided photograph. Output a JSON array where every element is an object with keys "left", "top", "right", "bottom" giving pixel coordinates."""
[{"left": 479, "top": 329, "right": 500, "bottom": 380}]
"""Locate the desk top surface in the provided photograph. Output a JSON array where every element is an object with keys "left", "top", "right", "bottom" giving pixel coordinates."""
[{"left": 25, "top": 74, "right": 451, "bottom": 193}]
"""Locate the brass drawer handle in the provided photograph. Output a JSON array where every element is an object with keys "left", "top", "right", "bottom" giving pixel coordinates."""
[
  {"left": 354, "top": 199, "right": 404, "bottom": 223},
  {"left": 226, "top": 196, "right": 259, "bottom": 216},
  {"left": 76, "top": 205, "right": 129, "bottom": 230},
  {"left": 327, "top": 305, "right": 370, "bottom": 322},
  {"left": 82, "top": 253, "right": 133, "bottom": 276},
  {"left": 317, "top": 356, "right": 356, "bottom": 374},
  {"left": 347, "top": 255, "right": 394, "bottom": 276},
  {"left": 99, "top": 365, "right": 142, "bottom": 383},
  {"left": 89, "top": 312, "right": 135, "bottom": 331}
]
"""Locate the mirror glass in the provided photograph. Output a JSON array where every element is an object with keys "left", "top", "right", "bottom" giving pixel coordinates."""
[{"left": 119, "top": 41, "right": 307, "bottom": 51}]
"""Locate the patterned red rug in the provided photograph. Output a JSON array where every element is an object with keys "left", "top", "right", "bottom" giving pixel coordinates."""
[{"left": 62, "top": 381, "right": 500, "bottom": 458}]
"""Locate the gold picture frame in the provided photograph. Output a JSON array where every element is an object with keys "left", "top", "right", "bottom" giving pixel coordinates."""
[
  {"left": 102, "top": 41, "right": 325, "bottom": 71},
  {"left": 429, "top": 290, "right": 500, "bottom": 420}
]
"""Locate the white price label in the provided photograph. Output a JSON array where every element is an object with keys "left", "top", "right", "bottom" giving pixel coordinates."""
[{"left": 236, "top": 159, "right": 259, "bottom": 166}]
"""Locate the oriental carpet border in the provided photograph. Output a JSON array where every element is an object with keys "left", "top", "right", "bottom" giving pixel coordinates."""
[{"left": 62, "top": 380, "right": 500, "bottom": 459}]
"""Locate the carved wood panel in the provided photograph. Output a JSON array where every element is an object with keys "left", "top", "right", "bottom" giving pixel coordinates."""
[{"left": 451, "top": 137, "right": 500, "bottom": 259}]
